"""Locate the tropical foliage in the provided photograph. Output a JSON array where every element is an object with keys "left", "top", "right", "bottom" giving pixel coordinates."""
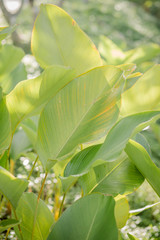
[{"left": 0, "top": 4, "right": 160, "bottom": 240}]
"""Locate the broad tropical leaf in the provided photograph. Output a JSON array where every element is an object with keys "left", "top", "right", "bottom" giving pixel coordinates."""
[
  {"left": 47, "top": 194, "right": 118, "bottom": 240},
  {"left": 16, "top": 192, "right": 54, "bottom": 240},
  {"left": 0, "top": 97, "right": 11, "bottom": 153},
  {"left": 0, "top": 45, "right": 24, "bottom": 76},
  {"left": 93, "top": 111, "right": 160, "bottom": 162},
  {"left": 0, "top": 62, "right": 27, "bottom": 94},
  {"left": 0, "top": 167, "right": 28, "bottom": 208},
  {"left": 0, "top": 25, "right": 17, "bottom": 42},
  {"left": 79, "top": 155, "right": 144, "bottom": 195},
  {"left": 115, "top": 195, "right": 129, "bottom": 229},
  {"left": 64, "top": 144, "right": 101, "bottom": 177},
  {"left": 36, "top": 65, "right": 124, "bottom": 170},
  {"left": 31, "top": 4, "right": 102, "bottom": 75},
  {"left": 125, "top": 139, "right": 160, "bottom": 197},
  {"left": 6, "top": 66, "right": 75, "bottom": 131},
  {"left": 10, "top": 128, "right": 32, "bottom": 160},
  {"left": 0, "top": 219, "right": 20, "bottom": 233},
  {"left": 121, "top": 65, "right": 160, "bottom": 116}
]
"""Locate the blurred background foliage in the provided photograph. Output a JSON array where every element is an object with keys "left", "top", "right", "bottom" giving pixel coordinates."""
[{"left": 0, "top": 0, "right": 160, "bottom": 239}]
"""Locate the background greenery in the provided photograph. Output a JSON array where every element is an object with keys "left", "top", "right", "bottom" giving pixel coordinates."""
[{"left": 0, "top": 0, "right": 160, "bottom": 239}]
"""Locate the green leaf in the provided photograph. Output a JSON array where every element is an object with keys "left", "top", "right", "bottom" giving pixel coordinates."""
[
  {"left": 0, "top": 62, "right": 27, "bottom": 94},
  {"left": 21, "top": 116, "right": 38, "bottom": 147},
  {"left": 79, "top": 155, "right": 144, "bottom": 196},
  {"left": 0, "top": 167, "right": 28, "bottom": 208},
  {"left": 31, "top": 4, "right": 102, "bottom": 75},
  {"left": 16, "top": 192, "right": 54, "bottom": 240},
  {"left": 0, "top": 219, "right": 20, "bottom": 233},
  {"left": 127, "top": 233, "right": 140, "bottom": 240},
  {"left": 98, "top": 35, "right": 125, "bottom": 65},
  {"left": 47, "top": 194, "right": 118, "bottom": 240},
  {"left": 0, "top": 45, "right": 24, "bottom": 76},
  {"left": 6, "top": 65, "right": 76, "bottom": 131},
  {"left": 0, "top": 98, "right": 11, "bottom": 153},
  {"left": 124, "top": 44, "right": 160, "bottom": 65},
  {"left": 36, "top": 65, "right": 124, "bottom": 170},
  {"left": 125, "top": 139, "right": 160, "bottom": 197},
  {"left": 93, "top": 111, "right": 160, "bottom": 162},
  {"left": 10, "top": 128, "right": 32, "bottom": 160},
  {"left": 115, "top": 195, "right": 129, "bottom": 229},
  {"left": 64, "top": 145, "right": 101, "bottom": 177},
  {"left": 0, "top": 150, "right": 8, "bottom": 169},
  {"left": 129, "top": 201, "right": 160, "bottom": 217},
  {"left": 121, "top": 65, "right": 160, "bottom": 116},
  {"left": 0, "top": 25, "right": 17, "bottom": 42}
]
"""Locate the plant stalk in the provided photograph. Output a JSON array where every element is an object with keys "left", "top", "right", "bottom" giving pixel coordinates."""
[
  {"left": 27, "top": 156, "right": 38, "bottom": 180},
  {"left": 58, "top": 193, "right": 66, "bottom": 218},
  {"left": 31, "top": 172, "right": 48, "bottom": 240},
  {"left": 13, "top": 209, "right": 23, "bottom": 240}
]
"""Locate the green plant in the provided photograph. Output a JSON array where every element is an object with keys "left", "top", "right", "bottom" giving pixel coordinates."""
[{"left": 0, "top": 4, "right": 160, "bottom": 240}]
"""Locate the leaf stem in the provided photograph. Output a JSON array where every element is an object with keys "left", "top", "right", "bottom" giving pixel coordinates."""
[
  {"left": 27, "top": 156, "right": 38, "bottom": 180},
  {"left": 13, "top": 209, "right": 23, "bottom": 240},
  {"left": 5, "top": 227, "right": 11, "bottom": 240},
  {"left": 31, "top": 172, "right": 48, "bottom": 240},
  {"left": 58, "top": 193, "right": 66, "bottom": 218}
]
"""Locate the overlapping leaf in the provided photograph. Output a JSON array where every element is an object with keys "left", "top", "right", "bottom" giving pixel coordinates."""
[
  {"left": 121, "top": 65, "right": 160, "bottom": 116},
  {"left": 125, "top": 139, "right": 160, "bottom": 197},
  {"left": 0, "top": 167, "right": 28, "bottom": 208},
  {"left": 93, "top": 111, "right": 160, "bottom": 163},
  {"left": 16, "top": 193, "right": 54, "bottom": 240},
  {"left": 31, "top": 4, "right": 102, "bottom": 75},
  {"left": 79, "top": 155, "right": 144, "bottom": 196},
  {"left": 47, "top": 194, "right": 118, "bottom": 240},
  {"left": 6, "top": 66, "right": 76, "bottom": 131},
  {"left": 36, "top": 65, "right": 124, "bottom": 170},
  {"left": 0, "top": 97, "right": 11, "bottom": 153}
]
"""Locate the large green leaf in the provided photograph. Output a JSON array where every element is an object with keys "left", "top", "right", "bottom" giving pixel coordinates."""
[
  {"left": 121, "top": 65, "right": 160, "bottom": 116},
  {"left": 79, "top": 155, "right": 144, "bottom": 196},
  {"left": 0, "top": 25, "right": 17, "bottom": 42},
  {"left": 6, "top": 66, "right": 75, "bottom": 131},
  {"left": 0, "top": 97, "right": 11, "bottom": 153},
  {"left": 0, "top": 167, "right": 28, "bottom": 208},
  {"left": 93, "top": 111, "right": 160, "bottom": 162},
  {"left": 31, "top": 4, "right": 102, "bottom": 75},
  {"left": 99, "top": 36, "right": 160, "bottom": 66},
  {"left": 47, "top": 194, "right": 118, "bottom": 240},
  {"left": 0, "top": 62, "right": 27, "bottom": 94},
  {"left": 125, "top": 139, "right": 160, "bottom": 197},
  {"left": 16, "top": 192, "right": 54, "bottom": 240},
  {"left": 64, "top": 145, "right": 101, "bottom": 177},
  {"left": 10, "top": 128, "right": 33, "bottom": 160},
  {"left": 0, "top": 45, "right": 24, "bottom": 76},
  {"left": 36, "top": 65, "right": 124, "bottom": 170},
  {"left": 0, "top": 219, "right": 20, "bottom": 233},
  {"left": 115, "top": 195, "right": 129, "bottom": 229}
]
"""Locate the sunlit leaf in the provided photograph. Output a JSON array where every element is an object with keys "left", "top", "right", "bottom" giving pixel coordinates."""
[
  {"left": 0, "top": 167, "right": 28, "bottom": 208},
  {"left": 31, "top": 4, "right": 102, "bottom": 75},
  {"left": 6, "top": 66, "right": 76, "bottom": 131},
  {"left": 121, "top": 65, "right": 160, "bottom": 116},
  {"left": 0, "top": 62, "right": 27, "bottom": 94},
  {"left": 125, "top": 139, "right": 160, "bottom": 197},
  {"left": 16, "top": 192, "right": 54, "bottom": 240},
  {"left": 79, "top": 155, "right": 144, "bottom": 196},
  {"left": 47, "top": 194, "right": 118, "bottom": 240},
  {"left": 0, "top": 45, "right": 24, "bottom": 76},
  {"left": 93, "top": 111, "right": 160, "bottom": 162},
  {"left": 0, "top": 97, "right": 11, "bottom": 153},
  {"left": 0, "top": 25, "right": 17, "bottom": 42},
  {"left": 36, "top": 65, "right": 124, "bottom": 170},
  {"left": 115, "top": 195, "right": 129, "bottom": 229}
]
